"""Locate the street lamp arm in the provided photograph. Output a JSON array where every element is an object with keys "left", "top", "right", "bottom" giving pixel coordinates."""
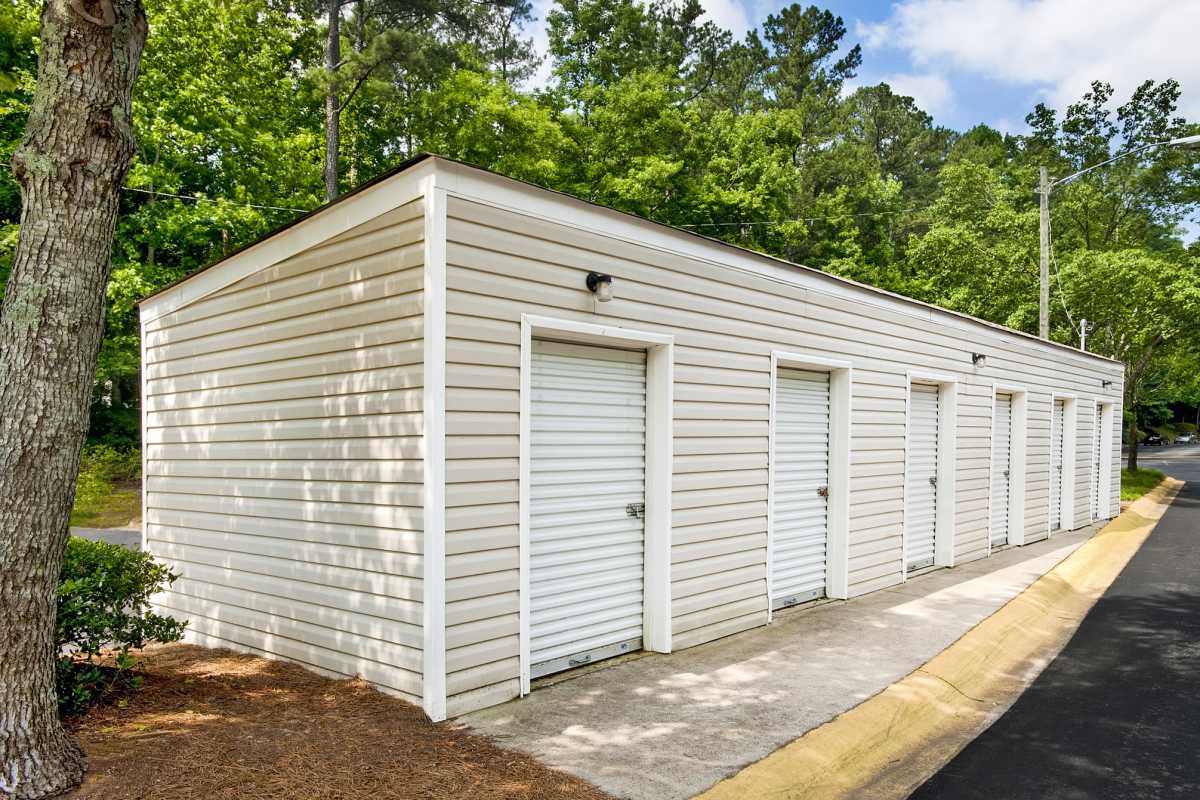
[{"left": 1049, "top": 134, "right": 1200, "bottom": 191}]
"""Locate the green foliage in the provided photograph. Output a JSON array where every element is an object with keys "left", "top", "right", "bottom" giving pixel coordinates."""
[
  {"left": 70, "top": 445, "right": 142, "bottom": 528},
  {"left": 56, "top": 538, "right": 186, "bottom": 715},
  {"left": 1121, "top": 468, "right": 1164, "bottom": 501},
  {"left": 1, "top": 0, "right": 1198, "bottom": 457}
]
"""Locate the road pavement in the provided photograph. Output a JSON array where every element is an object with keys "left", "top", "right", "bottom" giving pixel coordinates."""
[{"left": 909, "top": 447, "right": 1200, "bottom": 800}]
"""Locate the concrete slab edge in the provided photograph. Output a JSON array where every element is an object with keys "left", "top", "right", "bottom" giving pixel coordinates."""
[{"left": 693, "top": 478, "right": 1185, "bottom": 800}]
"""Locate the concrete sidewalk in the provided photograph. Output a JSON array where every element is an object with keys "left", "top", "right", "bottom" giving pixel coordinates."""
[
  {"left": 70, "top": 526, "right": 141, "bottom": 549},
  {"left": 465, "top": 532, "right": 1096, "bottom": 800}
]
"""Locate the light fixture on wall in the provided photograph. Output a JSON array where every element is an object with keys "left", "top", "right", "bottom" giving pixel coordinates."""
[
  {"left": 1102, "top": 380, "right": 1113, "bottom": 389},
  {"left": 586, "top": 272, "right": 613, "bottom": 302},
  {"left": 971, "top": 353, "right": 986, "bottom": 367}
]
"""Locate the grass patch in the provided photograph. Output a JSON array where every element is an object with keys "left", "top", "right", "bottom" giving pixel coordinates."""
[
  {"left": 1121, "top": 468, "right": 1165, "bottom": 502},
  {"left": 69, "top": 445, "right": 142, "bottom": 529},
  {"left": 70, "top": 481, "right": 141, "bottom": 528}
]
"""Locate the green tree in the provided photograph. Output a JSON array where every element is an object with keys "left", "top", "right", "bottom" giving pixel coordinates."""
[{"left": 1059, "top": 250, "right": 1200, "bottom": 469}]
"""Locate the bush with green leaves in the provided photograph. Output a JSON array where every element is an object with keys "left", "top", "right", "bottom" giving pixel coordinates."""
[{"left": 57, "top": 537, "right": 186, "bottom": 715}]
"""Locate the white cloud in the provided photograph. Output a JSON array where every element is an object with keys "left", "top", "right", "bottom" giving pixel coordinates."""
[
  {"left": 990, "top": 117, "right": 1021, "bottom": 136},
  {"left": 699, "top": 0, "right": 751, "bottom": 38},
  {"left": 522, "top": 0, "right": 556, "bottom": 90},
  {"left": 860, "top": 0, "right": 1200, "bottom": 117},
  {"left": 881, "top": 72, "right": 954, "bottom": 117}
]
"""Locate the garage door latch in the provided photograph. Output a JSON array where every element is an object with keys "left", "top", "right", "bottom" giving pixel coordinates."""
[{"left": 626, "top": 502, "right": 645, "bottom": 519}]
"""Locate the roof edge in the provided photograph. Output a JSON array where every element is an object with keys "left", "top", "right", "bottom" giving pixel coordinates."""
[
  {"left": 136, "top": 153, "right": 436, "bottom": 307},
  {"left": 136, "top": 152, "right": 1121, "bottom": 369}
]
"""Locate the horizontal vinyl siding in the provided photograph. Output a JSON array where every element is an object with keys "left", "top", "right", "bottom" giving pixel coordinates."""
[
  {"left": 439, "top": 194, "right": 1123, "bottom": 714},
  {"left": 143, "top": 200, "right": 426, "bottom": 702}
]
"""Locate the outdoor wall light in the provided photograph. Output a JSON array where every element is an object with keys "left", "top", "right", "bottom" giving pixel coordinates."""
[
  {"left": 587, "top": 272, "right": 613, "bottom": 302},
  {"left": 971, "top": 353, "right": 986, "bottom": 367},
  {"left": 1102, "top": 380, "right": 1113, "bottom": 389}
]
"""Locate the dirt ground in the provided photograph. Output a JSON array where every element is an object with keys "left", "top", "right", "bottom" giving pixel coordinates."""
[{"left": 68, "top": 643, "right": 611, "bottom": 800}]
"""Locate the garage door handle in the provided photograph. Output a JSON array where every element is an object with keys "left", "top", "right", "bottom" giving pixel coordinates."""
[{"left": 626, "top": 503, "right": 645, "bottom": 519}]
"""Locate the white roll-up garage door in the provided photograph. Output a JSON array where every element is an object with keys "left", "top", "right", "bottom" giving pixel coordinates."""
[
  {"left": 991, "top": 393, "right": 1013, "bottom": 548},
  {"left": 529, "top": 340, "right": 646, "bottom": 678},
  {"left": 906, "top": 383, "right": 939, "bottom": 571},
  {"left": 772, "top": 368, "right": 831, "bottom": 608},
  {"left": 1091, "top": 404, "right": 1102, "bottom": 520},
  {"left": 1050, "top": 398, "right": 1065, "bottom": 532}
]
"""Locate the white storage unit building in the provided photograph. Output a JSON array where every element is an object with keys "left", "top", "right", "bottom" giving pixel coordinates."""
[{"left": 139, "top": 155, "right": 1125, "bottom": 722}]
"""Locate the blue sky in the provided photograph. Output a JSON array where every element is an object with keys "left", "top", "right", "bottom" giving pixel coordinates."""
[{"left": 527, "top": 0, "right": 1200, "bottom": 136}]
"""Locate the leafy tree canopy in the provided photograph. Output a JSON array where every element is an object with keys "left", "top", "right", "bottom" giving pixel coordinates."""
[{"left": 0, "top": 0, "right": 1197, "bottom": 449}]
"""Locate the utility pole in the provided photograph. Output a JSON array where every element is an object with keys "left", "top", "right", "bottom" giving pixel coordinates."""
[
  {"left": 1039, "top": 166, "right": 1050, "bottom": 339},
  {"left": 1033, "top": 136, "right": 1200, "bottom": 343}
]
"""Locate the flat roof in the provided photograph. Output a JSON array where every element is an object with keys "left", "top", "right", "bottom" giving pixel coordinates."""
[{"left": 140, "top": 153, "right": 1119, "bottom": 367}]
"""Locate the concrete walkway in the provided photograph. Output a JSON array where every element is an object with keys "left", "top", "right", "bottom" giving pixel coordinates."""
[
  {"left": 70, "top": 526, "right": 141, "bottom": 549},
  {"left": 465, "top": 531, "right": 1095, "bottom": 800}
]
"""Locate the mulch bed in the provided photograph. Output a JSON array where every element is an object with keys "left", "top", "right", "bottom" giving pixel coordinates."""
[{"left": 68, "top": 643, "right": 612, "bottom": 800}]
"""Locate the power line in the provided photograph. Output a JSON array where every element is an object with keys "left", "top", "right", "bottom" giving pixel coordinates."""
[
  {"left": 123, "top": 186, "right": 309, "bottom": 214},
  {"left": 1045, "top": 211, "right": 1080, "bottom": 338},
  {"left": 677, "top": 206, "right": 924, "bottom": 229}
]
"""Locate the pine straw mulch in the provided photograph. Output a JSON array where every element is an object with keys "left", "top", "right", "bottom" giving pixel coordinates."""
[{"left": 67, "top": 643, "right": 612, "bottom": 800}]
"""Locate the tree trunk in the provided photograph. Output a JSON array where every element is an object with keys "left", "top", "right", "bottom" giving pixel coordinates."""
[
  {"left": 1127, "top": 415, "right": 1139, "bottom": 472},
  {"left": 324, "top": 0, "right": 340, "bottom": 202},
  {"left": 0, "top": 1, "right": 146, "bottom": 797}
]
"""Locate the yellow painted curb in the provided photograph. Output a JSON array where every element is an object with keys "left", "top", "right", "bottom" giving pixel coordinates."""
[{"left": 695, "top": 479, "right": 1184, "bottom": 800}]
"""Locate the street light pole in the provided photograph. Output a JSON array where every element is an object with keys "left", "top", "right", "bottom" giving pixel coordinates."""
[
  {"left": 1039, "top": 166, "right": 1050, "bottom": 339},
  {"left": 1036, "top": 134, "right": 1200, "bottom": 342}
]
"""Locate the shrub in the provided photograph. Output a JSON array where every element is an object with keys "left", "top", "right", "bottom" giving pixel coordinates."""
[
  {"left": 57, "top": 537, "right": 186, "bottom": 716},
  {"left": 80, "top": 443, "right": 141, "bottom": 483},
  {"left": 1177, "top": 422, "right": 1197, "bottom": 435}
]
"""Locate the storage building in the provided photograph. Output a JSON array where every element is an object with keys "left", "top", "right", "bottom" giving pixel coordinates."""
[{"left": 138, "top": 155, "right": 1124, "bottom": 721}]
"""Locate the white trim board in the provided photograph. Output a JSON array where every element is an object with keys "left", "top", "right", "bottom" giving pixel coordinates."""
[
  {"left": 139, "top": 160, "right": 436, "bottom": 324},
  {"left": 421, "top": 176, "right": 448, "bottom": 722},
  {"left": 902, "top": 370, "right": 959, "bottom": 578},
  {"left": 767, "top": 350, "right": 852, "bottom": 619},
  {"left": 518, "top": 314, "right": 674, "bottom": 696}
]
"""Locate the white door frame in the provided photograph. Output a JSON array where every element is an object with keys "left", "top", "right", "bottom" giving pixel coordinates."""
[
  {"left": 988, "top": 383, "right": 1029, "bottom": 552},
  {"left": 1049, "top": 392, "right": 1078, "bottom": 536},
  {"left": 768, "top": 351, "right": 852, "bottom": 619},
  {"left": 518, "top": 314, "right": 673, "bottom": 695},
  {"left": 903, "top": 370, "right": 958, "bottom": 578},
  {"left": 1092, "top": 399, "right": 1115, "bottom": 521}
]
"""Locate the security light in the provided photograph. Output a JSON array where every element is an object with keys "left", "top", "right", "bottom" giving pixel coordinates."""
[
  {"left": 971, "top": 353, "right": 986, "bottom": 367},
  {"left": 587, "top": 272, "right": 613, "bottom": 302}
]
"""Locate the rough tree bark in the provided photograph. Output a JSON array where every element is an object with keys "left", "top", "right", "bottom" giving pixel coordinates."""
[
  {"left": 0, "top": 0, "right": 146, "bottom": 797},
  {"left": 324, "top": 0, "right": 340, "bottom": 202}
]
